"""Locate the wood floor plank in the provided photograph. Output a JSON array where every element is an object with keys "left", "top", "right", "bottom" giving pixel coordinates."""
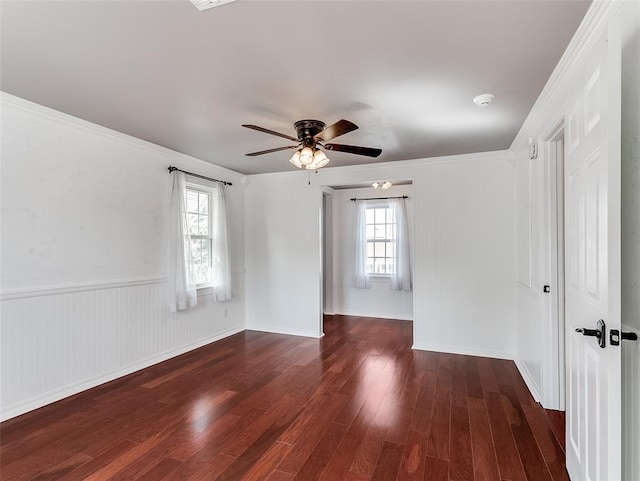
[
  {"left": 409, "top": 369, "right": 437, "bottom": 434},
  {"left": 427, "top": 390, "right": 451, "bottom": 460},
  {"left": 397, "top": 429, "right": 428, "bottom": 481},
  {"left": 450, "top": 404, "right": 474, "bottom": 481},
  {"left": 290, "top": 422, "right": 349, "bottom": 480},
  {"left": 452, "top": 356, "right": 470, "bottom": 407},
  {"left": 485, "top": 392, "right": 527, "bottom": 481},
  {"left": 543, "top": 410, "right": 566, "bottom": 453},
  {"left": 267, "top": 470, "right": 296, "bottom": 481},
  {"left": 468, "top": 397, "right": 501, "bottom": 481},
  {"left": 0, "top": 315, "right": 564, "bottom": 481},
  {"left": 466, "top": 358, "right": 485, "bottom": 399},
  {"left": 477, "top": 358, "right": 500, "bottom": 394},
  {"left": 239, "top": 441, "right": 292, "bottom": 481},
  {"left": 370, "top": 441, "right": 404, "bottom": 481},
  {"left": 424, "top": 456, "right": 449, "bottom": 481},
  {"left": 523, "top": 406, "right": 569, "bottom": 481},
  {"left": 499, "top": 385, "right": 546, "bottom": 468},
  {"left": 136, "top": 457, "right": 183, "bottom": 480}
]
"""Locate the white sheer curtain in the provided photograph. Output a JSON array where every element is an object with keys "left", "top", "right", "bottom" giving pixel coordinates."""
[
  {"left": 168, "top": 172, "right": 197, "bottom": 312},
  {"left": 211, "top": 184, "right": 232, "bottom": 302},
  {"left": 353, "top": 201, "right": 371, "bottom": 289},
  {"left": 389, "top": 198, "right": 412, "bottom": 291}
]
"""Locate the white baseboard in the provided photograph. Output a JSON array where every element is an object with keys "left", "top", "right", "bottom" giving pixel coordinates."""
[
  {"left": 332, "top": 309, "right": 412, "bottom": 321},
  {"left": 0, "top": 326, "right": 244, "bottom": 422},
  {"left": 411, "top": 342, "right": 512, "bottom": 361},
  {"left": 514, "top": 359, "right": 542, "bottom": 403},
  {"left": 246, "top": 324, "right": 323, "bottom": 339}
]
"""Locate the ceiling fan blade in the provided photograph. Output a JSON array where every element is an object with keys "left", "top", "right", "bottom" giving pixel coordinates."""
[
  {"left": 242, "top": 124, "right": 298, "bottom": 142},
  {"left": 314, "top": 119, "right": 358, "bottom": 142},
  {"left": 245, "top": 145, "right": 298, "bottom": 157},
  {"left": 324, "top": 143, "right": 382, "bottom": 157}
]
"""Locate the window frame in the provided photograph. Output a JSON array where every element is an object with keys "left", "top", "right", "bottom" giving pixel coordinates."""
[
  {"left": 365, "top": 203, "right": 396, "bottom": 277},
  {"left": 185, "top": 183, "right": 214, "bottom": 289}
]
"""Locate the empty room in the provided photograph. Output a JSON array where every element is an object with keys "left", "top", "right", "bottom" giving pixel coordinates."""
[{"left": 1, "top": 1, "right": 639, "bottom": 480}]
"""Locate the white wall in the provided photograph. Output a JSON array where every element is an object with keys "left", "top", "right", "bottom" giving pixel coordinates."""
[
  {"left": 244, "top": 173, "right": 323, "bottom": 337},
  {"left": 245, "top": 152, "right": 516, "bottom": 359},
  {"left": 0, "top": 94, "right": 247, "bottom": 421},
  {"left": 510, "top": 1, "right": 630, "bottom": 408},
  {"left": 621, "top": 2, "right": 640, "bottom": 479},
  {"left": 330, "top": 184, "right": 413, "bottom": 321}
]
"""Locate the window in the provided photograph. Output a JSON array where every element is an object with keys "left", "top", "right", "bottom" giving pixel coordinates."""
[
  {"left": 186, "top": 186, "right": 212, "bottom": 286},
  {"left": 365, "top": 205, "right": 396, "bottom": 275}
]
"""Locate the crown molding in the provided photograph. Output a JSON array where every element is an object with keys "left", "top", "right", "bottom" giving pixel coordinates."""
[{"left": 246, "top": 150, "right": 513, "bottom": 182}]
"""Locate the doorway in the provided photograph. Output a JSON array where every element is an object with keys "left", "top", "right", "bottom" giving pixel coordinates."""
[
  {"left": 544, "top": 124, "right": 566, "bottom": 411},
  {"left": 320, "top": 182, "right": 415, "bottom": 336}
]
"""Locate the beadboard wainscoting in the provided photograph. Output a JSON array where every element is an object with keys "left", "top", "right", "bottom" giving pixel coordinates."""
[
  {"left": 0, "top": 274, "right": 245, "bottom": 421},
  {"left": 245, "top": 151, "right": 517, "bottom": 359}
]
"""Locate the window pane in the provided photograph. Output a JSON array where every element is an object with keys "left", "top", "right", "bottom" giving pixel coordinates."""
[
  {"left": 374, "top": 225, "right": 385, "bottom": 239},
  {"left": 191, "top": 239, "right": 211, "bottom": 285},
  {"left": 187, "top": 191, "right": 198, "bottom": 213},
  {"left": 366, "top": 208, "right": 375, "bottom": 224},
  {"left": 199, "top": 192, "right": 209, "bottom": 214},
  {"left": 199, "top": 214, "right": 209, "bottom": 236},
  {"left": 374, "top": 257, "right": 386, "bottom": 274},
  {"left": 367, "top": 242, "right": 374, "bottom": 257},
  {"left": 386, "top": 259, "right": 395, "bottom": 274},
  {"left": 374, "top": 208, "right": 386, "bottom": 224},
  {"left": 374, "top": 242, "right": 386, "bottom": 257},
  {"left": 188, "top": 213, "right": 199, "bottom": 235},
  {"left": 366, "top": 225, "right": 375, "bottom": 239},
  {"left": 366, "top": 259, "right": 374, "bottom": 274}
]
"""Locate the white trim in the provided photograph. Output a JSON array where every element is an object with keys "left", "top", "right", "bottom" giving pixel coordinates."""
[
  {"left": 1, "top": 269, "right": 246, "bottom": 301},
  {"left": 0, "top": 92, "right": 246, "bottom": 182},
  {"left": 332, "top": 309, "right": 412, "bottom": 321},
  {"left": 542, "top": 127, "right": 566, "bottom": 411},
  {"left": 0, "top": 276, "right": 167, "bottom": 301},
  {"left": 0, "top": 326, "right": 244, "bottom": 422},
  {"left": 246, "top": 325, "right": 324, "bottom": 339},
  {"left": 411, "top": 342, "right": 512, "bottom": 361},
  {"left": 515, "top": 359, "right": 543, "bottom": 403},
  {"left": 248, "top": 150, "right": 514, "bottom": 181}
]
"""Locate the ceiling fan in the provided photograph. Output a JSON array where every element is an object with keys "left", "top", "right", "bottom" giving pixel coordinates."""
[{"left": 242, "top": 119, "right": 382, "bottom": 170}]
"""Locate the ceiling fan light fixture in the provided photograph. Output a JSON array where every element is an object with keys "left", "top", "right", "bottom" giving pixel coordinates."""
[
  {"left": 289, "top": 150, "right": 303, "bottom": 168},
  {"left": 299, "top": 146, "right": 314, "bottom": 166},
  {"left": 382, "top": 181, "right": 393, "bottom": 190},
  {"left": 307, "top": 149, "right": 328, "bottom": 170}
]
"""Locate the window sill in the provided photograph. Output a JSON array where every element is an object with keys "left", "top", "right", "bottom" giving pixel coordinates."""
[
  {"left": 196, "top": 285, "right": 214, "bottom": 297},
  {"left": 369, "top": 275, "right": 391, "bottom": 283}
]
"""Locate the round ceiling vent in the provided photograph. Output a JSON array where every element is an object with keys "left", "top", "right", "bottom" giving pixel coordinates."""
[{"left": 473, "top": 93, "right": 495, "bottom": 108}]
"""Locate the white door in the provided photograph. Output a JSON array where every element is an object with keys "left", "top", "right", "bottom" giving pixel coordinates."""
[{"left": 565, "top": 22, "right": 622, "bottom": 481}]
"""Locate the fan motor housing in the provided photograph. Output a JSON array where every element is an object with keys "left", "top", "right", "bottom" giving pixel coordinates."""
[{"left": 294, "top": 119, "right": 325, "bottom": 143}]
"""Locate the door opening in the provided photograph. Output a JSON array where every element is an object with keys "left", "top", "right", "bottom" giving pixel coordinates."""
[{"left": 544, "top": 124, "right": 566, "bottom": 411}]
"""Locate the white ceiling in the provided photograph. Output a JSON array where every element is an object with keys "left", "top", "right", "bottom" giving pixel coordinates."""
[{"left": 0, "top": 0, "right": 590, "bottom": 175}]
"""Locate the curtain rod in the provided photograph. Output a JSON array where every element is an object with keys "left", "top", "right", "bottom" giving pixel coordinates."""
[
  {"left": 350, "top": 195, "right": 408, "bottom": 201},
  {"left": 168, "top": 166, "right": 232, "bottom": 186}
]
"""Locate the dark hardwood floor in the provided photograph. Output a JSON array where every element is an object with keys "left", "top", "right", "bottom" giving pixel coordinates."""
[{"left": 0, "top": 315, "right": 567, "bottom": 480}]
